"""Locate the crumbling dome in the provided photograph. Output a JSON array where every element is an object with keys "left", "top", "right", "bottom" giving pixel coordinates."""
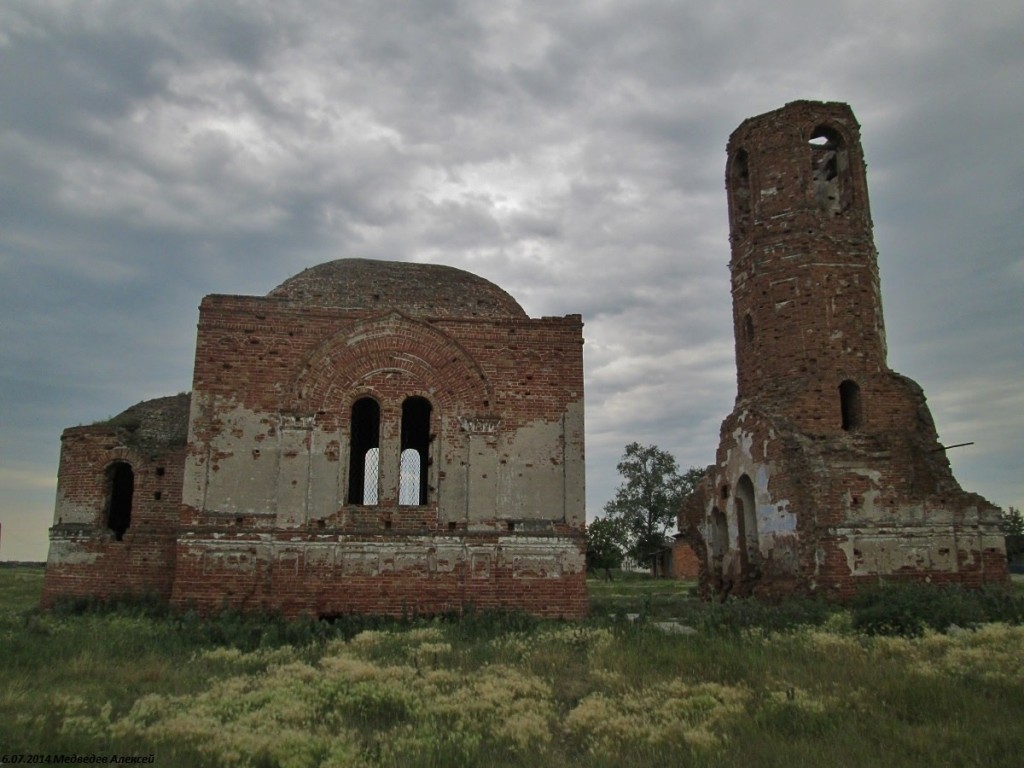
[{"left": 267, "top": 258, "right": 527, "bottom": 318}]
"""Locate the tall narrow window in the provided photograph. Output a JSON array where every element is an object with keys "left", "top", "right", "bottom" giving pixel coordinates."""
[
  {"left": 736, "top": 474, "right": 758, "bottom": 562},
  {"left": 106, "top": 461, "right": 134, "bottom": 541},
  {"left": 839, "top": 380, "right": 863, "bottom": 431},
  {"left": 400, "top": 397, "right": 431, "bottom": 506},
  {"left": 348, "top": 397, "right": 380, "bottom": 505}
]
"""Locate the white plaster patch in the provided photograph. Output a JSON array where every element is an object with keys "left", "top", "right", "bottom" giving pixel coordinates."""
[{"left": 47, "top": 540, "right": 100, "bottom": 565}]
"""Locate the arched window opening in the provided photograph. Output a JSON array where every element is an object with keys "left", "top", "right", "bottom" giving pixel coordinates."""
[
  {"left": 106, "top": 461, "right": 134, "bottom": 541},
  {"left": 348, "top": 397, "right": 380, "bottom": 505},
  {"left": 736, "top": 474, "right": 759, "bottom": 562},
  {"left": 729, "top": 148, "right": 752, "bottom": 235},
  {"left": 400, "top": 397, "right": 432, "bottom": 505},
  {"left": 809, "top": 125, "right": 848, "bottom": 215},
  {"left": 839, "top": 380, "right": 863, "bottom": 431},
  {"left": 743, "top": 312, "right": 755, "bottom": 342}
]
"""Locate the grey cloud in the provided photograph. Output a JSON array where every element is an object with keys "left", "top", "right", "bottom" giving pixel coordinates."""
[{"left": 1, "top": 0, "right": 1022, "bottom": 559}]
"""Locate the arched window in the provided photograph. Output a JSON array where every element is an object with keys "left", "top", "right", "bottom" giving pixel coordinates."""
[
  {"left": 729, "top": 148, "right": 752, "bottom": 235},
  {"left": 106, "top": 461, "right": 134, "bottom": 541},
  {"left": 736, "top": 474, "right": 759, "bottom": 561},
  {"left": 348, "top": 397, "right": 380, "bottom": 505},
  {"left": 400, "top": 397, "right": 431, "bottom": 505},
  {"left": 809, "top": 125, "right": 849, "bottom": 215},
  {"left": 839, "top": 380, "right": 863, "bottom": 431}
]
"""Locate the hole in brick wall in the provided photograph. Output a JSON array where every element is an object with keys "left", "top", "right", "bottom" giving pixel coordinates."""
[
  {"left": 155, "top": 467, "right": 165, "bottom": 476},
  {"left": 507, "top": 521, "right": 515, "bottom": 532},
  {"left": 448, "top": 521, "right": 457, "bottom": 531},
  {"left": 721, "top": 484, "right": 730, "bottom": 499},
  {"left": 153, "top": 491, "right": 162, "bottom": 501},
  {"left": 743, "top": 313, "right": 755, "bottom": 342},
  {"left": 384, "top": 519, "right": 392, "bottom": 530}
]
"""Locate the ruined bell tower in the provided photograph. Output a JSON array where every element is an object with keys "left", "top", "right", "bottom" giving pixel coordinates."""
[
  {"left": 682, "top": 101, "right": 1008, "bottom": 599},
  {"left": 728, "top": 101, "right": 886, "bottom": 414}
]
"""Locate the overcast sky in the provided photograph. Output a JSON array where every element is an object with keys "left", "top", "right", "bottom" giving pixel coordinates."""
[{"left": 2, "top": 1, "right": 1022, "bottom": 561}]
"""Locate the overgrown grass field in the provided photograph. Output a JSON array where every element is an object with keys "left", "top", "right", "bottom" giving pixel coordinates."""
[{"left": 2, "top": 566, "right": 1024, "bottom": 767}]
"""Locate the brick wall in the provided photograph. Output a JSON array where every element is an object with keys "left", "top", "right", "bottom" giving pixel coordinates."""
[{"left": 42, "top": 420, "right": 185, "bottom": 606}]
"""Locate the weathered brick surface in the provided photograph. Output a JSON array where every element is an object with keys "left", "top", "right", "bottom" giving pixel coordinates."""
[
  {"left": 682, "top": 101, "right": 1008, "bottom": 600},
  {"left": 44, "top": 263, "right": 587, "bottom": 618},
  {"left": 42, "top": 395, "right": 188, "bottom": 606}
]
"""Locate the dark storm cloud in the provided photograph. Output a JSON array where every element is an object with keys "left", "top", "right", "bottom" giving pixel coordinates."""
[{"left": 1, "top": 0, "right": 1022, "bottom": 558}]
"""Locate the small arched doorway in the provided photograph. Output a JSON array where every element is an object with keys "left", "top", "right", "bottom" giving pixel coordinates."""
[{"left": 735, "top": 474, "right": 759, "bottom": 566}]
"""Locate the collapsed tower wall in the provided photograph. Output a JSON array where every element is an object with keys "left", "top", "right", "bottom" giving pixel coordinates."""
[{"left": 682, "top": 101, "right": 1008, "bottom": 599}]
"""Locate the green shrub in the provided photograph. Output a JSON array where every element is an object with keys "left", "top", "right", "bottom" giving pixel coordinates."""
[
  {"left": 675, "top": 595, "right": 835, "bottom": 636},
  {"left": 849, "top": 582, "right": 1023, "bottom": 637}
]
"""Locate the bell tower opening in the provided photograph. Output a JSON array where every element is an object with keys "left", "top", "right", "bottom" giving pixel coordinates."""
[{"left": 809, "top": 125, "right": 849, "bottom": 215}]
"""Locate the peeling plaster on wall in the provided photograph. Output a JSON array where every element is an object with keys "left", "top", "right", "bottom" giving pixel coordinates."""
[
  {"left": 45, "top": 260, "right": 587, "bottom": 618},
  {"left": 177, "top": 535, "right": 583, "bottom": 579},
  {"left": 47, "top": 539, "right": 101, "bottom": 565},
  {"left": 495, "top": 416, "right": 568, "bottom": 522}
]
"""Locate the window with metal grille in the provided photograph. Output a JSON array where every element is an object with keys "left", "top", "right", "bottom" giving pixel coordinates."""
[
  {"left": 399, "top": 397, "right": 431, "bottom": 505},
  {"left": 348, "top": 397, "right": 380, "bottom": 505}
]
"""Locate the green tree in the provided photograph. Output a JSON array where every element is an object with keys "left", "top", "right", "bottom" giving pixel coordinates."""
[
  {"left": 1003, "top": 507, "right": 1024, "bottom": 565},
  {"left": 602, "top": 442, "right": 704, "bottom": 569},
  {"left": 585, "top": 516, "right": 624, "bottom": 578},
  {"left": 1002, "top": 506, "right": 1024, "bottom": 537}
]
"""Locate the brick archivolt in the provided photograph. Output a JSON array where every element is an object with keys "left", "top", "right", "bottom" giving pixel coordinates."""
[{"left": 290, "top": 312, "right": 493, "bottom": 415}]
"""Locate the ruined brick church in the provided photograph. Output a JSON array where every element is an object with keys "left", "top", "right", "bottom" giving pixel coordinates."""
[
  {"left": 680, "top": 101, "right": 1007, "bottom": 598},
  {"left": 43, "top": 100, "right": 1007, "bottom": 615},
  {"left": 43, "top": 260, "right": 587, "bottom": 617}
]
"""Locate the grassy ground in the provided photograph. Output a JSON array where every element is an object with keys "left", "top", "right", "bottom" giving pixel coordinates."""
[{"left": 2, "top": 567, "right": 1024, "bottom": 767}]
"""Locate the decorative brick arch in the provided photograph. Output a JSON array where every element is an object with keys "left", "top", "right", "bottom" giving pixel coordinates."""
[{"left": 290, "top": 312, "right": 493, "bottom": 415}]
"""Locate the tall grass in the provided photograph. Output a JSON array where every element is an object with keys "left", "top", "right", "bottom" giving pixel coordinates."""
[{"left": 2, "top": 567, "right": 1023, "bottom": 767}]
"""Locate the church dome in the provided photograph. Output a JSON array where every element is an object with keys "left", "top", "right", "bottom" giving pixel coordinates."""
[{"left": 267, "top": 258, "right": 527, "bottom": 319}]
